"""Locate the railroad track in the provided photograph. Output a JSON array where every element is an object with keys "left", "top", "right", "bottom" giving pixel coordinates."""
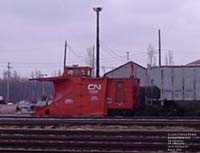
[
  {"left": 0, "top": 129, "right": 199, "bottom": 152},
  {"left": 0, "top": 116, "right": 199, "bottom": 127},
  {"left": 0, "top": 116, "right": 199, "bottom": 152}
]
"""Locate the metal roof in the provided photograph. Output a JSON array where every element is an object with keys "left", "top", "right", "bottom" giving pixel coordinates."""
[{"left": 104, "top": 61, "right": 146, "bottom": 76}]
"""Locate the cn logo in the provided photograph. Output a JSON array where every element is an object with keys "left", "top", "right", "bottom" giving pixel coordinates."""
[{"left": 88, "top": 84, "right": 101, "bottom": 93}]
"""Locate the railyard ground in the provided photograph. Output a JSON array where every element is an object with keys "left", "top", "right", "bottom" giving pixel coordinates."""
[{"left": 0, "top": 104, "right": 31, "bottom": 115}]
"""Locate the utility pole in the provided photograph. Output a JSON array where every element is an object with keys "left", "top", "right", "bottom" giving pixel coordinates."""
[
  {"left": 92, "top": 45, "right": 95, "bottom": 77},
  {"left": 93, "top": 7, "right": 102, "bottom": 78},
  {"left": 127, "top": 51, "right": 130, "bottom": 61},
  {"left": 63, "top": 40, "right": 67, "bottom": 69},
  {"left": 6, "top": 62, "right": 12, "bottom": 102},
  {"left": 158, "top": 29, "right": 161, "bottom": 67}
]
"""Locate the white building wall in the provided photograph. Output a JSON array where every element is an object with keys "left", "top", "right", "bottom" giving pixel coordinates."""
[{"left": 147, "top": 66, "right": 200, "bottom": 101}]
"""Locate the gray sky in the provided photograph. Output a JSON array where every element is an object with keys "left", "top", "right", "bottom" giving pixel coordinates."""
[{"left": 0, "top": 0, "right": 200, "bottom": 77}]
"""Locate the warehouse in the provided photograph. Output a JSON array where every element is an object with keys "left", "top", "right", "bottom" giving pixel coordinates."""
[{"left": 147, "top": 65, "right": 200, "bottom": 102}]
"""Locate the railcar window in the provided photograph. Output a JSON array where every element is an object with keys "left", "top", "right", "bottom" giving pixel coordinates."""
[
  {"left": 67, "top": 69, "right": 73, "bottom": 75},
  {"left": 117, "top": 82, "right": 124, "bottom": 89},
  {"left": 87, "top": 70, "right": 90, "bottom": 76},
  {"left": 81, "top": 69, "right": 85, "bottom": 75},
  {"left": 74, "top": 69, "right": 81, "bottom": 75}
]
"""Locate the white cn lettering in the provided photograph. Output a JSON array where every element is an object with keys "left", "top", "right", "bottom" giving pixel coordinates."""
[{"left": 88, "top": 84, "right": 101, "bottom": 91}]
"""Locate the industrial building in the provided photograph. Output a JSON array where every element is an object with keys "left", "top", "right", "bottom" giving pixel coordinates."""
[
  {"left": 147, "top": 65, "right": 200, "bottom": 102},
  {"left": 105, "top": 61, "right": 200, "bottom": 103}
]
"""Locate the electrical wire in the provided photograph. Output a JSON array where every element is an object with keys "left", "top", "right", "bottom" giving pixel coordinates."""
[
  {"left": 67, "top": 45, "right": 85, "bottom": 58},
  {"left": 100, "top": 41, "right": 125, "bottom": 59}
]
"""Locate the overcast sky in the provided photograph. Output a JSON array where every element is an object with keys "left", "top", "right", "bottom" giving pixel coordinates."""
[{"left": 0, "top": 0, "right": 200, "bottom": 77}]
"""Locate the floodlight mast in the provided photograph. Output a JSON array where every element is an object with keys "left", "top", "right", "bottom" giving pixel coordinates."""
[{"left": 93, "top": 7, "right": 102, "bottom": 78}]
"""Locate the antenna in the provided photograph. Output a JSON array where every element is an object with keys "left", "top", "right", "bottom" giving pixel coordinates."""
[
  {"left": 127, "top": 51, "right": 130, "bottom": 61},
  {"left": 92, "top": 45, "right": 95, "bottom": 77}
]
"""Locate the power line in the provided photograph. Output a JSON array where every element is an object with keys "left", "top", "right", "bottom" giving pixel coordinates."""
[
  {"left": 0, "top": 61, "right": 61, "bottom": 65},
  {"left": 100, "top": 41, "right": 125, "bottom": 59},
  {"left": 67, "top": 45, "right": 85, "bottom": 58},
  {"left": 100, "top": 40, "right": 154, "bottom": 61},
  {"left": 100, "top": 45, "right": 125, "bottom": 61}
]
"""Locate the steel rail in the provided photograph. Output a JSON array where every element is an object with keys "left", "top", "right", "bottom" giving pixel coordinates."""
[
  {"left": 0, "top": 140, "right": 199, "bottom": 152},
  {"left": 1, "top": 115, "right": 200, "bottom": 119},
  {"left": 0, "top": 129, "right": 199, "bottom": 135},
  {"left": 0, "top": 148, "right": 161, "bottom": 153},
  {"left": 0, "top": 133, "right": 200, "bottom": 143},
  {"left": 0, "top": 117, "right": 200, "bottom": 125},
  {"left": 0, "top": 117, "right": 199, "bottom": 152},
  {"left": 0, "top": 128, "right": 199, "bottom": 152}
]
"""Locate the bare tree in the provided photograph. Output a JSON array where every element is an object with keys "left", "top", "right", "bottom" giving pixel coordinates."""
[
  {"left": 51, "top": 69, "right": 62, "bottom": 77},
  {"left": 165, "top": 55, "right": 169, "bottom": 65},
  {"left": 58, "top": 69, "right": 62, "bottom": 76},
  {"left": 2, "top": 70, "right": 7, "bottom": 81},
  {"left": 85, "top": 46, "right": 95, "bottom": 77},
  {"left": 30, "top": 71, "right": 35, "bottom": 79},
  {"left": 168, "top": 50, "right": 174, "bottom": 65},
  {"left": 147, "top": 44, "right": 157, "bottom": 66},
  {"left": 165, "top": 50, "right": 174, "bottom": 65}
]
